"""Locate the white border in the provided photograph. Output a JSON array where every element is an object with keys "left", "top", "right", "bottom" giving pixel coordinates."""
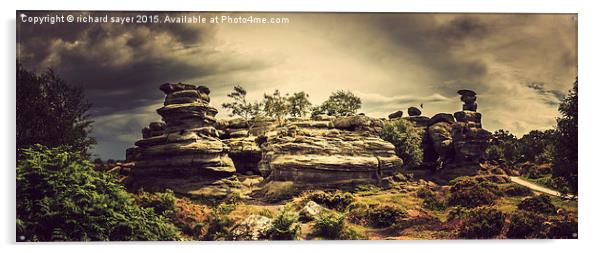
[{"left": 3, "top": 1, "right": 600, "bottom": 253}]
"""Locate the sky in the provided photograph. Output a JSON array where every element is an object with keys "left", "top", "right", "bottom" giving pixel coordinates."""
[{"left": 17, "top": 11, "right": 578, "bottom": 160}]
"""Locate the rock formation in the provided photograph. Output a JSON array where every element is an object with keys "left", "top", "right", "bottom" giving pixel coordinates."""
[
  {"left": 216, "top": 118, "right": 273, "bottom": 175},
  {"left": 126, "top": 83, "right": 241, "bottom": 199},
  {"left": 258, "top": 114, "right": 403, "bottom": 185},
  {"left": 458, "top": 89, "right": 477, "bottom": 112},
  {"left": 388, "top": 110, "right": 403, "bottom": 119},
  {"left": 408, "top": 106, "right": 422, "bottom": 116}
]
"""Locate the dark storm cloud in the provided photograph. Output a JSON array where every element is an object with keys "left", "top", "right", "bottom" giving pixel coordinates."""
[
  {"left": 17, "top": 11, "right": 275, "bottom": 159},
  {"left": 527, "top": 82, "right": 565, "bottom": 106},
  {"left": 17, "top": 11, "right": 269, "bottom": 116}
]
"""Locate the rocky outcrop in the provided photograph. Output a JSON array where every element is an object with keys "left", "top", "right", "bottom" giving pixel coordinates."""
[
  {"left": 258, "top": 115, "right": 403, "bottom": 185},
  {"left": 126, "top": 83, "right": 241, "bottom": 200},
  {"left": 452, "top": 110, "right": 490, "bottom": 165}
]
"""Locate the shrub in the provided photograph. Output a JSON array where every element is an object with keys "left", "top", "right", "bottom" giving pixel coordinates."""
[
  {"left": 312, "top": 211, "right": 346, "bottom": 239},
  {"left": 16, "top": 145, "right": 181, "bottom": 241},
  {"left": 448, "top": 186, "right": 498, "bottom": 208},
  {"left": 506, "top": 210, "right": 544, "bottom": 239},
  {"left": 544, "top": 215, "right": 578, "bottom": 239},
  {"left": 502, "top": 184, "right": 533, "bottom": 197},
  {"left": 448, "top": 177, "right": 500, "bottom": 208},
  {"left": 416, "top": 187, "right": 446, "bottom": 211},
  {"left": 367, "top": 204, "right": 408, "bottom": 228},
  {"left": 347, "top": 202, "right": 407, "bottom": 228},
  {"left": 458, "top": 207, "right": 504, "bottom": 239},
  {"left": 306, "top": 190, "right": 354, "bottom": 211},
  {"left": 203, "top": 203, "right": 236, "bottom": 240},
  {"left": 446, "top": 206, "right": 471, "bottom": 221},
  {"left": 267, "top": 206, "right": 301, "bottom": 240},
  {"left": 135, "top": 189, "right": 178, "bottom": 217},
  {"left": 517, "top": 195, "right": 557, "bottom": 215},
  {"left": 379, "top": 119, "right": 424, "bottom": 168}
]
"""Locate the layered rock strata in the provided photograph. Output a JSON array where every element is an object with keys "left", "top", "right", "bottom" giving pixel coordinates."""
[
  {"left": 258, "top": 115, "right": 403, "bottom": 185},
  {"left": 126, "top": 83, "right": 240, "bottom": 199}
]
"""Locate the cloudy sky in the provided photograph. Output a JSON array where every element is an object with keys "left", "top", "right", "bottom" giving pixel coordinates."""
[{"left": 17, "top": 11, "right": 577, "bottom": 160}]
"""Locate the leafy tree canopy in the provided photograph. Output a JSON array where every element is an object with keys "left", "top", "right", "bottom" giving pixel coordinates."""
[
  {"left": 16, "top": 63, "right": 95, "bottom": 154},
  {"left": 312, "top": 90, "right": 362, "bottom": 117}
]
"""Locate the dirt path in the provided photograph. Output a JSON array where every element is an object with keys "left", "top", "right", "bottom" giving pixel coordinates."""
[{"left": 509, "top": 176, "right": 575, "bottom": 199}]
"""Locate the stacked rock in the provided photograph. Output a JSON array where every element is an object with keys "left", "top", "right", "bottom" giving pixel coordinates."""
[
  {"left": 126, "top": 83, "right": 240, "bottom": 199},
  {"left": 451, "top": 89, "right": 490, "bottom": 165},
  {"left": 258, "top": 115, "right": 402, "bottom": 185}
]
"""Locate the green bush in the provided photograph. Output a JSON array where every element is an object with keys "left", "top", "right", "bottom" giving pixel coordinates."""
[
  {"left": 517, "top": 195, "right": 557, "bottom": 215},
  {"left": 446, "top": 206, "right": 471, "bottom": 221},
  {"left": 306, "top": 190, "right": 354, "bottom": 211},
  {"left": 458, "top": 207, "right": 504, "bottom": 239},
  {"left": 135, "top": 189, "right": 177, "bottom": 217},
  {"left": 380, "top": 119, "right": 424, "bottom": 168},
  {"left": 416, "top": 188, "right": 446, "bottom": 211},
  {"left": 267, "top": 206, "right": 301, "bottom": 240},
  {"left": 16, "top": 145, "right": 181, "bottom": 241},
  {"left": 448, "top": 186, "right": 498, "bottom": 208},
  {"left": 203, "top": 203, "right": 236, "bottom": 240},
  {"left": 506, "top": 210, "right": 544, "bottom": 239},
  {"left": 502, "top": 184, "right": 533, "bottom": 197},
  {"left": 367, "top": 204, "right": 408, "bottom": 228},
  {"left": 312, "top": 211, "right": 346, "bottom": 239}
]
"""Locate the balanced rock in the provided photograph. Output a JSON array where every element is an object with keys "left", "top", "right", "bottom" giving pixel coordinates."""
[
  {"left": 126, "top": 83, "right": 240, "bottom": 200},
  {"left": 458, "top": 89, "right": 477, "bottom": 112},
  {"left": 451, "top": 110, "right": 490, "bottom": 165},
  {"left": 388, "top": 110, "right": 404, "bottom": 119},
  {"left": 408, "top": 106, "right": 422, "bottom": 116}
]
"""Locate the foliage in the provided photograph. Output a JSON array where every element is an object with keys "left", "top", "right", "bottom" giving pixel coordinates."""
[
  {"left": 458, "top": 207, "right": 504, "bottom": 239},
  {"left": 311, "top": 90, "right": 362, "bottom": 117},
  {"left": 485, "top": 129, "right": 556, "bottom": 165},
  {"left": 416, "top": 188, "right": 446, "bottom": 211},
  {"left": 446, "top": 206, "right": 471, "bottom": 221},
  {"left": 368, "top": 204, "right": 407, "bottom": 228},
  {"left": 266, "top": 205, "right": 301, "bottom": 240},
  {"left": 16, "top": 145, "right": 181, "bottom": 241},
  {"left": 306, "top": 190, "right": 354, "bottom": 211},
  {"left": 506, "top": 210, "right": 544, "bottom": 239},
  {"left": 134, "top": 189, "right": 177, "bottom": 218},
  {"left": 262, "top": 181, "right": 301, "bottom": 203},
  {"left": 287, "top": 91, "right": 312, "bottom": 117},
  {"left": 263, "top": 89, "right": 290, "bottom": 124},
  {"left": 379, "top": 119, "right": 424, "bottom": 168},
  {"left": 221, "top": 85, "right": 264, "bottom": 129},
  {"left": 485, "top": 129, "right": 520, "bottom": 163},
  {"left": 312, "top": 210, "right": 346, "bottom": 239},
  {"left": 203, "top": 203, "right": 236, "bottom": 240},
  {"left": 554, "top": 78, "right": 578, "bottom": 194},
  {"left": 16, "top": 63, "right": 95, "bottom": 154},
  {"left": 448, "top": 177, "right": 500, "bottom": 208},
  {"left": 517, "top": 195, "right": 557, "bottom": 215},
  {"left": 544, "top": 215, "right": 578, "bottom": 239},
  {"left": 502, "top": 184, "right": 533, "bottom": 197}
]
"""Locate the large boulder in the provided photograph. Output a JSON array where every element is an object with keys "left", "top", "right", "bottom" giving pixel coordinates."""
[
  {"left": 258, "top": 117, "right": 402, "bottom": 185},
  {"left": 230, "top": 215, "right": 272, "bottom": 240},
  {"left": 126, "top": 83, "right": 241, "bottom": 200}
]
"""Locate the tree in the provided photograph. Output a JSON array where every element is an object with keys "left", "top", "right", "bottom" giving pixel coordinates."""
[
  {"left": 553, "top": 78, "right": 578, "bottom": 194},
  {"left": 222, "top": 85, "right": 264, "bottom": 129},
  {"left": 263, "top": 90, "right": 289, "bottom": 124},
  {"left": 287, "top": 91, "right": 312, "bottom": 118},
  {"left": 312, "top": 90, "right": 362, "bottom": 117},
  {"left": 16, "top": 63, "right": 95, "bottom": 154},
  {"left": 379, "top": 119, "right": 424, "bottom": 168},
  {"left": 486, "top": 129, "right": 520, "bottom": 163},
  {"left": 519, "top": 129, "right": 556, "bottom": 163},
  {"left": 16, "top": 145, "right": 181, "bottom": 241}
]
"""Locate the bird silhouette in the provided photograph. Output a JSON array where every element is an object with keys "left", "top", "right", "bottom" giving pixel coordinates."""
[{"left": 420, "top": 103, "right": 424, "bottom": 108}]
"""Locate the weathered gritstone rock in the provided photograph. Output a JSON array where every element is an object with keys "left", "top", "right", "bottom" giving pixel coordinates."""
[
  {"left": 126, "top": 83, "right": 241, "bottom": 200},
  {"left": 452, "top": 111, "right": 490, "bottom": 165},
  {"left": 259, "top": 115, "right": 403, "bottom": 185},
  {"left": 216, "top": 118, "right": 274, "bottom": 175}
]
